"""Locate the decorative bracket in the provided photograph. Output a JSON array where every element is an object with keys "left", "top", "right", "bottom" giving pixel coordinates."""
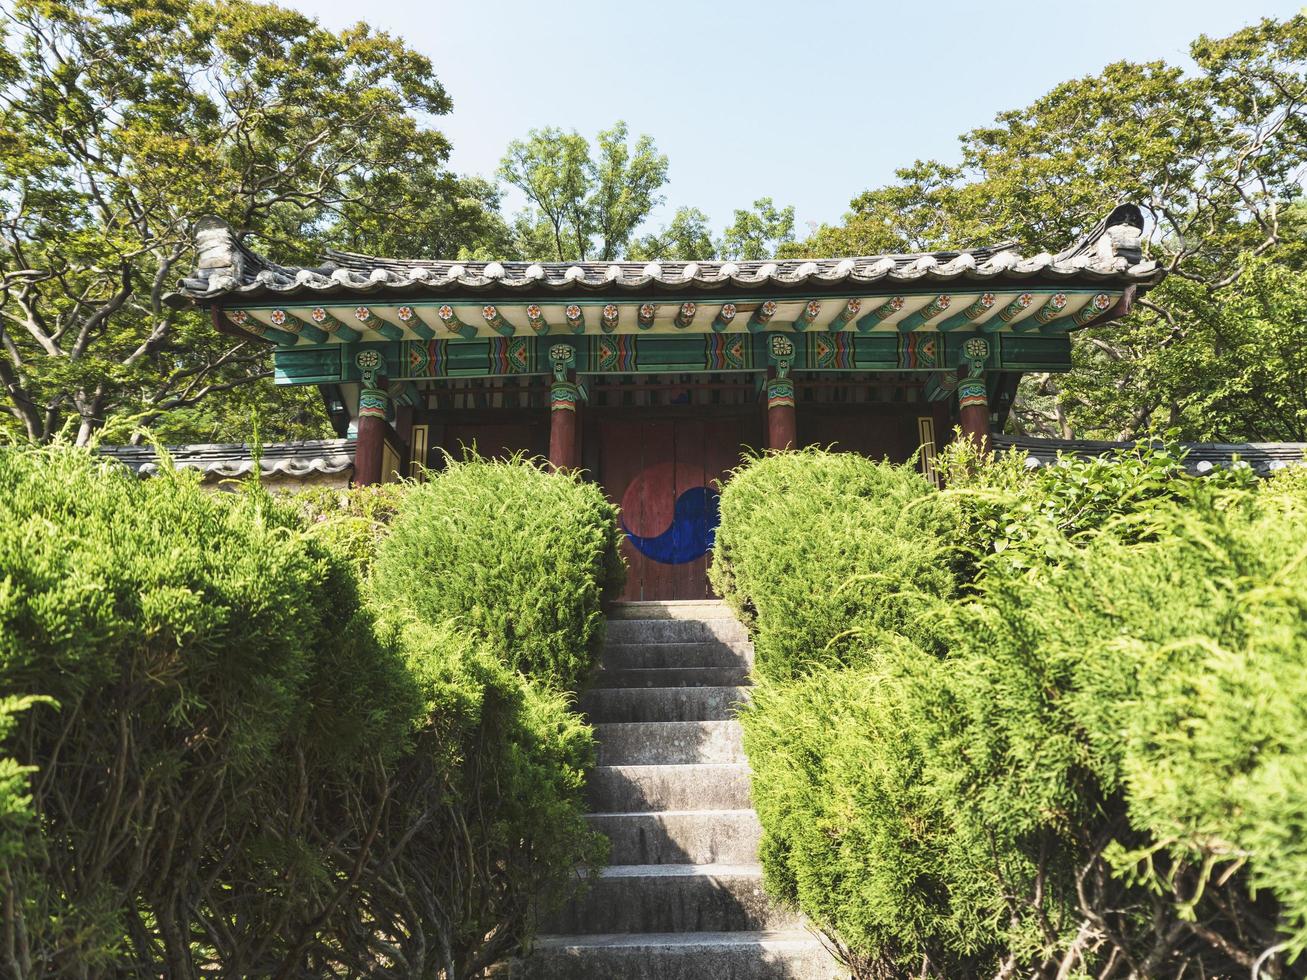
[
  {"left": 355, "top": 349, "right": 390, "bottom": 420},
  {"left": 767, "top": 333, "right": 795, "bottom": 380},
  {"left": 959, "top": 335, "right": 990, "bottom": 380},
  {"left": 549, "top": 343, "right": 586, "bottom": 411}
]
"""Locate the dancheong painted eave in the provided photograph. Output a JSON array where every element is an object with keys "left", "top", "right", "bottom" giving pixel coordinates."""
[{"left": 167, "top": 204, "right": 1164, "bottom": 336}]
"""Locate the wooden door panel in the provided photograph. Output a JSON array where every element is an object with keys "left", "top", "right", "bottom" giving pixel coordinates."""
[{"left": 600, "top": 415, "right": 739, "bottom": 600}]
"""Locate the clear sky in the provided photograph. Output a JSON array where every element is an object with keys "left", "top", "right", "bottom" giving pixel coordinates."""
[{"left": 287, "top": 0, "right": 1304, "bottom": 237}]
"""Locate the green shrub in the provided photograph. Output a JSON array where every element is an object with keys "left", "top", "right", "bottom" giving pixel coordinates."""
[
  {"left": 342, "top": 617, "right": 604, "bottom": 978},
  {"left": 933, "top": 476, "right": 1307, "bottom": 973},
  {"left": 710, "top": 448, "right": 959, "bottom": 681},
  {"left": 0, "top": 445, "right": 420, "bottom": 975},
  {"left": 374, "top": 456, "right": 624, "bottom": 690},
  {"left": 295, "top": 481, "right": 409, "bottom": 575},
  {"left": 0, "top": 446, "right": 608, "bottom": 978},
  {"left": 732, "top": 441, "right": 1307, "bottom": 977}
]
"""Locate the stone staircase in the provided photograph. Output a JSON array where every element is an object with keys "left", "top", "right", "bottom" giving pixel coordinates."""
[{"left": 505, "top": 600, "right": 845, "bottom": 979}]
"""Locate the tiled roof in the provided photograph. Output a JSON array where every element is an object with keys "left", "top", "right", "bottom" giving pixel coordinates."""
[
  {"left": 99, "top": 440, "right": 353, "bottom": 481},
  {"left": 994, "top": 436, "right": 1306, "bottom": 477},
  {"left": 169, "top": 204, "right": 1164, "bottom": 305}
]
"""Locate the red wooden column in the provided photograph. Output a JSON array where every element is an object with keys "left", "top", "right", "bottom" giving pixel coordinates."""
[
  {"left": 957, "top": 378, "right": 990, "bottom": 452},
  {"left": 956, "top": 336, "right": 992, "bottom": 452},
  {"left": 765, "top": 333, "right": 797, "bottom": 451},
  {"left": 548, "top": 343, "right": 581, "bottom": 471},
  {"left": 354, "top": 349, "right": 389, "bottom": 486},
  {"left": 765, "top": 373, "right": 797, "bottom": 450}
]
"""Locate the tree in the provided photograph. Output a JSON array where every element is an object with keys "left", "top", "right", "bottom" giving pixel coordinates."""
[
  {"left": 499, "top": 121, "right": 668, "bottom": 261},
  {"left": 0, "top": 0, "right": 504, "bottom": 445},
  {"left": 721, "top": 197, "right": 796, "bottom": 260},
  {"left": 794, "top": 15, "right": 1307, "bottom": 441},
  {"left": 627, "top": 206, "right": 717, "bottom": 261}
]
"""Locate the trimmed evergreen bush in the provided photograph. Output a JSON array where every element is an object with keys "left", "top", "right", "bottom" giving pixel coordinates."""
[
  {"left": 725, "top": 441, "right": 1307, "bottom": 977},
  {"left": 709, "top": 448, "right": 959, "bottom": 681},
  {"left": 373, "top": 455, "right": 625, "bottom": 690},
  {"left": 0, "top": 447, "right": 612, "bottom": 978}
]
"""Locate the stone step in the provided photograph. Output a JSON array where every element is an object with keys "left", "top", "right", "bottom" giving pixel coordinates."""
[
  {"left": 587, "top": 764, "right": 752, "bottom": 812},
  {"left": 601, "top": 639, "right": 753, "bottom": 670},
  {"left": 591, "top": 666, "right": 752, "bottom": 689},
  {"left": 501, "top": 931, "right": 845, "bottom": 979},
  {"left": 595, "top": 721, "right": 744, "bottom": 766},
  {"left": 579, "top": 686, "right": 749, "bottom": 723},
  {"left": 547, "top": 864, "right": 803, "bottom": 935},
  {"left": 607, "top": 600, "right": 733, "bottom": 621},
  {"left": 513, "top": 931, "right": 844, "bottom": 980},
  {"left": 606, "top": 617, "right": 749, "bottom": 646},
  {"left": 586, "top": 809, "right": 762, "bottom": 865}
]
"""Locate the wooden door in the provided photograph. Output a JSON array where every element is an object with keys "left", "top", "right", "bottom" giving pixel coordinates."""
[{"left": 599, "top": 417, "right": 742, "bottom": 601}]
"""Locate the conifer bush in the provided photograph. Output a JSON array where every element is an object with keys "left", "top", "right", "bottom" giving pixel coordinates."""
[
  {"left": 373, "top": 455, "right": 625, "bottom": 690},
  {"left": 723, "top": 441, "right": 1307, "bottom": 978},
  {"left": 709, "top": 448, "right": 958, "bottom": 681},
  {"left": 0, "top": 444, "right": 420, "bottom": 973},
  {"left": 0, "top": 446, "right": 611, "bottom": 978}
]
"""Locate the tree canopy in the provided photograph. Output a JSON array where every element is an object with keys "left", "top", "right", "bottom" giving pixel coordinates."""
[
  {"left": 2, "top": 2, "right": 1302, "bottom": 444},
  {"left": 0, "top": 0, "right": 506, "bottom": 444},
  {"left": 791, "top": 14, "right": 1307, "bottom": 441},
  {"left": 499, "top": 121, "right": 670, "bottom": 262}
]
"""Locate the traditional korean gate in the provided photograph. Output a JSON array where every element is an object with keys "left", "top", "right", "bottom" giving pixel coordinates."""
[{"left": 598, "top": 417, "right": 744, "bottom": 601}]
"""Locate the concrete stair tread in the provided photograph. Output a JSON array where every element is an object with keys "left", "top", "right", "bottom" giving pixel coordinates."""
[
  {"left": 586, "top": 809, "right": 762, "bottom": 865},
  {"left": 607, "top": 601, "right": 732, "bottom": 620},
  {"left": 580, "top": 687, "right": 749, "bottom": 722},
  {"left": 592, "top": 666, "right": 752, "bottom": 688},
  {"left": 594, "top": 720, "right": 744, "bottom": 766},
  {"left": 599, "top": 863, "right": 761, "bottom": 878},
  {"left": 532, "top": 929, "right": 824, "bottom": 949},
  {"left": 587, "top": 807, "right": 755, "bottom": 818}
]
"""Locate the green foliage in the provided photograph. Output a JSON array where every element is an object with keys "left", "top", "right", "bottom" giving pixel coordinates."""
[
  {"left": 0, "top": 444, "right": 420, "bottom": 974},
  {"left": 720, "top": 197, "right": 796, "bottom": 261},
  {"left": 628, "top": 206, "right": 718, "bottom": 261},
  {"left": 725, "top": 445, "right": 1307, "bottom": 977},
  {"left": 0, "top": 0, "right": 505, "bottom": 445},
  {"left": 374, "top": 456, "right": 625, "bottom": 690},
  {"left": 294, "top": 481, "right": 410, "bottom": 575},
  {"left": 352, "top": 617, "right": 605, "bottom": 978},
  {"left": 709, "top": 448, "right": 958, "bottom": 682},
  {"left": 0, "top": 446, "right": 613, "bottom": 977},
  {"left": 500, "top": 121, "right": 669, "bottom": 261},
  {"left": 795, "top": 14, "right": 1307, "bottom": 441}
]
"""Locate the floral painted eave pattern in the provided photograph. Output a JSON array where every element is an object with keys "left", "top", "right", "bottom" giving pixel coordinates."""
[{"left": 170, "top": 203, "right": 1164, "bottom": 306}]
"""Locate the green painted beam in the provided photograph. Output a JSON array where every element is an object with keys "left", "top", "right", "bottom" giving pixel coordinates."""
[
  {"left": 565, "top": 303, "right": 586, "bottom": 334},
  {"left": 525, "top": 304, "right": 550, "bottom": 335},
  {"left": 896, "top": 295, "right": 952, "bottom": 333},
  {"left": 1010, "top": 293, "right": 1068, "bottom": 333},
  {"left": 436, "top": 304, "right": 477, "bottom": 340},
  {"left": 271, "top": 309, "right": 329, "bottom": 343},
  {"left": 1040, "top": 292, "right": 1114, "bottom": 333},
  {"left": 827, "top": 298, "right": 862, "bottom": 332},
  {"left": 481, "top": 304, "right": 516, "bottom": 337},
  {"left": 601, "top": 304, "right": 620, "bottom": 333},
  {"left": 856, "top": 296, "right": 905, "bottom": 332},
  {"left": 395, "top": 305, "right": 434, "bottom": 340},
  {"left": 352, "top": 306, "right": 403, "bottom": 341},
  {"left": 935, "top": 293, "right": 996, "bottom": 332},
  {"left": 982, "top": 293, "right": 1035, "bottom": 333},
  {"left": 226, "top": 310, "right": 300, "bottom": 345},
  {"left": 302, "top": 307, "right": 361, "bottom": 342},
  {"left": 747, "top": 300, "right": 778, "bottom": 332},
  {"left": 791, "top": 299, "right": 822, "bottom": 332},
  {"left": 711, "top": 303, "right": 738, "bottom": 332}
]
